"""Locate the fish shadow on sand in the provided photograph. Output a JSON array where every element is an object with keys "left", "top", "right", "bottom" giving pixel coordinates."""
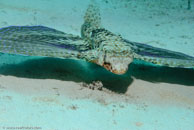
[{"left": 0, "top": 55, "right": 194, "bottom": 93}]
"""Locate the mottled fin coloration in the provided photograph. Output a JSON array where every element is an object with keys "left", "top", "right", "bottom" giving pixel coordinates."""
[
  {"left": 0, "top": 26, "right": 89, "bottom": 60},
  {"left": 125, "top": 40, "right": 194, "bottom": 68},
  {"left": 0, "top": 2, "right": 193, "bottom": 74},
  {"left": 81, "top": 1, "right": 102, "bottom": 48},
  {"left": 81, "top": 2, "right": 134, "bottom": 74},
  {"left": 83, "top": 1, "right": 101, "bottom": 28}
]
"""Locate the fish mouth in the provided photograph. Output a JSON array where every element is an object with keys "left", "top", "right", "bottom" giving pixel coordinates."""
[
  {"left": 103, "top": 62, "right": 127, "bottom": 75},
  {"left": 91, "top": 60, "right": 128, "bottom": 74}
]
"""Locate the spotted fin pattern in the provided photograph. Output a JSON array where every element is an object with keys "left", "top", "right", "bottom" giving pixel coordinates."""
[
  {"left": 81, "top": 1, "right": 102, "bottom": 48},
  {"left": 0, "top": 3, "right": 193, "bottom": 75},
  {"left": 125, "top": 39, "right": 194, "bottom": 68},
  {"left": 81, "top": 2, "right": 134, "bottom": 74},
  {"left": 0, "top": 26, "right": 90, "bottom": 60}
]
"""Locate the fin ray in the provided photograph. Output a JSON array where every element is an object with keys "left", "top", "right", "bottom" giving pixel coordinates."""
[
  {"left": 124, "top": 39, "right": 194, "bottom": 68},
  {"left": 0, "top": 26, "right": 89, "bottom": 59}
]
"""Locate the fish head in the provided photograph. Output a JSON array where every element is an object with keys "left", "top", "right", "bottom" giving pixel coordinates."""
[{"left": 94, "top": 44, "right": 133, "bottom": 75}]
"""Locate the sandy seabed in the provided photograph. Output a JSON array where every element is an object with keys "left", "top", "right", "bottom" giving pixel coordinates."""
[{"left": 0, "top": 0, "right": 194, "bottom": 129}]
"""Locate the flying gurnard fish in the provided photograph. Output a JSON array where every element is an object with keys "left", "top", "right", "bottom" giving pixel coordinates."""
[{"left": 0, "top": 2, "right": 194, "bottom": 75}]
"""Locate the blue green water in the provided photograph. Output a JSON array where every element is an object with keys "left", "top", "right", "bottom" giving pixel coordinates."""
[{"left": 0, "top": 0, "right": 194, "bottom": 129}]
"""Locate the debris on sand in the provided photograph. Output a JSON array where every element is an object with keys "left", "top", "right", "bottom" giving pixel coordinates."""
[{"left": 81, "top": 81, "right": 103, "bottom": 91}]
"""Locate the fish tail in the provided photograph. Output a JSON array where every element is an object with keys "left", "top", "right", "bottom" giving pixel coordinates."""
[{"left": 81, "top": 1, "right": 101, "bottom": 39}]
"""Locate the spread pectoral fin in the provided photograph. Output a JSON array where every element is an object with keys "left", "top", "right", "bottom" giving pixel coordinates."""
[
  {"left": 124, "top": 39, "right": 194, "bottom": 68},
  {"left": 0, "top": 26, "right": 91, "bottom": 60}
]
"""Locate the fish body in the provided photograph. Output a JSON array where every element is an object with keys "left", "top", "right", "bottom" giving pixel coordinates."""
[{"left": 0, "top": 2, "right": 193, "bottom": 74}]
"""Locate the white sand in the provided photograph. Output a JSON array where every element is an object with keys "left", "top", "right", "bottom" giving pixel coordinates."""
[{"left": 0, "top": 0, "right": 194, "bottom": 129}]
